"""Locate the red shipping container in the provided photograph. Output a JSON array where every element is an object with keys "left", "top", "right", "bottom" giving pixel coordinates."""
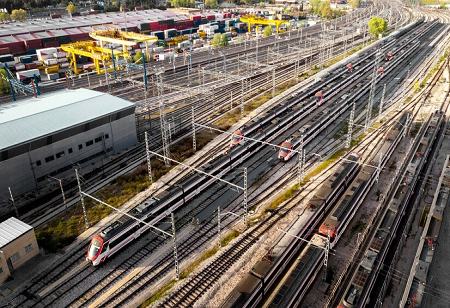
[
  {"left": 190, "top": 15, "right": 201, "bottom": 21},
  {"left": 159, "top": 24, "right": 168, "bottom": 30},
  {"left": 25, "top": 63, "right": 37, "bottom": 70},
  {"left": 0, "top": 47, "right": 10, "bottom": 55},
  {"left": 43, "top": 41, "right": 60, "bottom": 48},
  {"left": 206, "top": 15, "right": 215, "bottom": 21},
  {"left": 186, "top": 20, "right": 194, "bottom": 27}
]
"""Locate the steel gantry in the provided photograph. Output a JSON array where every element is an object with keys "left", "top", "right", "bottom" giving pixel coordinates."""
[
  {"left": 90, "top": 25, "right": 158, "bottom": 55},
  {"left": 61, "top": 41, "right": 129, "bottom": 75},
  {"left": 240, "top": 15, "right": 289, "bottom": 34}
]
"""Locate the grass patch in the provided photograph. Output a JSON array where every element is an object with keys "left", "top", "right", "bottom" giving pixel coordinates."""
[
  {"left": 141, "top": 279, "right": 179, "bottom": 307},
  {"left": 140, "top": 229, "right": 241, "bottom": 307},
  {"left": 350, "top": 220, "right": 366, "bottom": 236},
  {"left": 263, "top": 184, "right": 300, "bottom": 215}
]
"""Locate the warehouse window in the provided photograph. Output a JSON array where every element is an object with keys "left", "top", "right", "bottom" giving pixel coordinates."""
[
  {"left": 78, "top": 144, "right": 83, "bottom": 150},
  {"left": 36, "top": 160, "right": 41, "bottom": 166},
  {"left": 0, "top": 267, "right": 3, "bottom": 275},
  {"left": 86, "top": 140, "right": 94, "bottom": 147},
  {"left": 11, "top": 252, "right": 20, "bottom": 262},
  {"left": 56, "top": 151, "right": 65, "bottom": 158},
  {"left": 25, "top": 244, "right": 33, "bottom": 253},
  {"left": 95, "top": 137, "right": 103, "bottom": 143},
  {"left": 68, "top": 148, "right": 73, "bottom": 154},
  {"left": 105, "top": 134, "right": 109, "bottom": 139},
  {"left": 45, "top": 155, "right": 55, "bottom": 163}
]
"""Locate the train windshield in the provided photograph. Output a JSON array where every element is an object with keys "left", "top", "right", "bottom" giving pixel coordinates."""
[
  {"left": 231, "top": 131, "right": 242, "bottom": 145},
  {"left": 88, "top": 237, "right": 102, "bottom": 259},
  {"left": 279, "top": 142, "right": 291, "bottom": 157}
]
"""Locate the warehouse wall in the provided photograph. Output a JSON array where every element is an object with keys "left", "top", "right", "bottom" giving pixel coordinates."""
[
  {"left": 0, "top": 230, "right": 38, "bottom": 284},
  {"left": 0, "top": 111, "right": 137, "bottom": 198}
]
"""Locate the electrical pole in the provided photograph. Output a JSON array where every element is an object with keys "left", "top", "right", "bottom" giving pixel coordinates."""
[
  {"left": 379, "top": 83, "right": 386, "bottom": 120},
  {"left": 192, "top": 105, "right": 196, "bottom": 152},
  {"left": 272, "top": 68, "right": 276, "bottom": 98},
  {"left": 365, "top": 50, "right": 382, "bottom": 133},
  {"left": 8, "top": 187, "right": 19, "bottom": 218},
  {"left": 243, "top": 167, "right": 248, "bottom": 227},
  {"left": 346, "top": 102, "right": 355, "bottom": 148},
  {"left": 159, "top": 101, "right": 170, "bottom": 166},
  {"left": 145, "top": 132, "right": 153, "bottom": 185},
  {"left": 218, "top": 206, "right": 221, "bottom": 249},
  {"left": 323, "top": 229, "right": 330, "bottom": 282},
  {"left": 241, "top": 79, "right": 245, "bottom": 118},
  {"left": 171, "top": 212, "right": 180, "bottom": 279},
  {"left": 75, "top": 169, "right": 90, "bottom": 229}
]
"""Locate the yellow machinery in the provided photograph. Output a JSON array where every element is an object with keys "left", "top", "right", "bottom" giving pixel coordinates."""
[
  {"left": 61, "top": 41, "right": 129, "bottom": 75},
  {"left": 61, "top": 27, "right": 158, "bottom": 75},
  {"left": 90, "top": 25, "right": 158, "bottom": 56},
  {"left": 240, "top": 15, "right": 289, "bottom": 34}
]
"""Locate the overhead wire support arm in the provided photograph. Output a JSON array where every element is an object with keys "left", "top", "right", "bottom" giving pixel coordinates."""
[{"left": 146, "top": 149, "right": 245, "bottom": 192}]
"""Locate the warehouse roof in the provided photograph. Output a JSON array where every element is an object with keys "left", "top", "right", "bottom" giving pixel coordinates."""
[
  {"left": 0, "top": 217, "right": 33, "bottom": 249},
  {"left": 0, "top": 88, "right": 135, "bottom": 150},
  {"left": 0, "top": 9, "right": 189, "bottom": 38}
]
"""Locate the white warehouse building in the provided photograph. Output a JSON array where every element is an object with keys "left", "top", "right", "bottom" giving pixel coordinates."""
[{"left": 0, "top": 88, "right": 137, "bottom": 197}]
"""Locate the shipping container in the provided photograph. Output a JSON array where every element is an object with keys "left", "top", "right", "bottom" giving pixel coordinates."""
[
  {"left": 53, "top": 52, "right": 67, "bottom": 58},
  {"left": 44, "top": 58, "right": 58, "bottom": 66},
  {"left": 47, "top": 72, "right": 59, "bottom": 80},
  {"left": 16, "top": 69, "right": 40, "bottom": 83},
  {"left": 0, "top": 48, "right": 10, "bottom": 55},
  {"left": 45, "top": 64, "right": 59, "bottom": 74},
  {"left": 19, "top": 56, "right": 32, "bottom": 64},
  {"left": 25, "top": 63, "right": 37, "bottom": 70},
  {"left": 43, "top": 41, "right": 60, "bottom": 48},
  {"left": 50, "top": 14, "right": 62, "bottom": 19}
]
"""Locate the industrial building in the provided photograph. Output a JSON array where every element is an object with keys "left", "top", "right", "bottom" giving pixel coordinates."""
[
  {"left": 0, "top": 217, "right": 39, "bottom": 284},
  {"left": 0, "top": 88, "right": 137, "bottom": 197}
]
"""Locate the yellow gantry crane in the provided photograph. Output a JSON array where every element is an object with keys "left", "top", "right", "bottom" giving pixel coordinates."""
[
  {"left": 240, "top": 15, "right": 289, "bottom": 34},
  {"left": 90, "top": 25, "right": 158, "bottom": 56},
  {"left": 61, "top": 41, "right": 129, "bottom": 74},
  {"left": 61, "top": 26, "right": 158, "bottom": 75}
]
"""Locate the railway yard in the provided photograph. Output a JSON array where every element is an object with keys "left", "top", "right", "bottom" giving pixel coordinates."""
[{"left": 0, "top": 0, "right": 450, "bottom": 308}]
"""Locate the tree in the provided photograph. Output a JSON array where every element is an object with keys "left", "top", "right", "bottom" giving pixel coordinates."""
[
  {"left": 310, "top": 0, "right": 322, "bottom": 15},
  {"left": 10, "top": 9, "right": 27, "bottom": 21},
  {"left": 0, "top": 69, "right": 10, "bottom": 94},
  {"left": 0, "top": 12, "right": 9, "bottom": 22},
  {"left": 349, "top": 0, "right": 361, "bottom": 9},
  {"left": 368, "top": 16, "right": 387, "bottom": 39},
  {"left": 320, "top": 1, "right": 332, "bottom": 19},
  {"left": 205, "top": 0, "right": 217, "bottom": 7},
  {"left": 260, "top": 1, "right": 265, "bottom": 7},
  {"left": 220, "top": 34, "right": 228, "bottom": 46},
  {"left": 211, "top": 33, "right": 221, "bottom": 49},
  {"left": 263, "top": 25, "right": 272, "bottom": 37},
  {"left": 67, "top": 3, "right": 78, "bottom": 17}
]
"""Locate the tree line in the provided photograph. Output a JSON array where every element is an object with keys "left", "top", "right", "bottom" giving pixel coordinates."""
[{"left": 0, "top": 0, "right": 158, "bottom": 13}]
